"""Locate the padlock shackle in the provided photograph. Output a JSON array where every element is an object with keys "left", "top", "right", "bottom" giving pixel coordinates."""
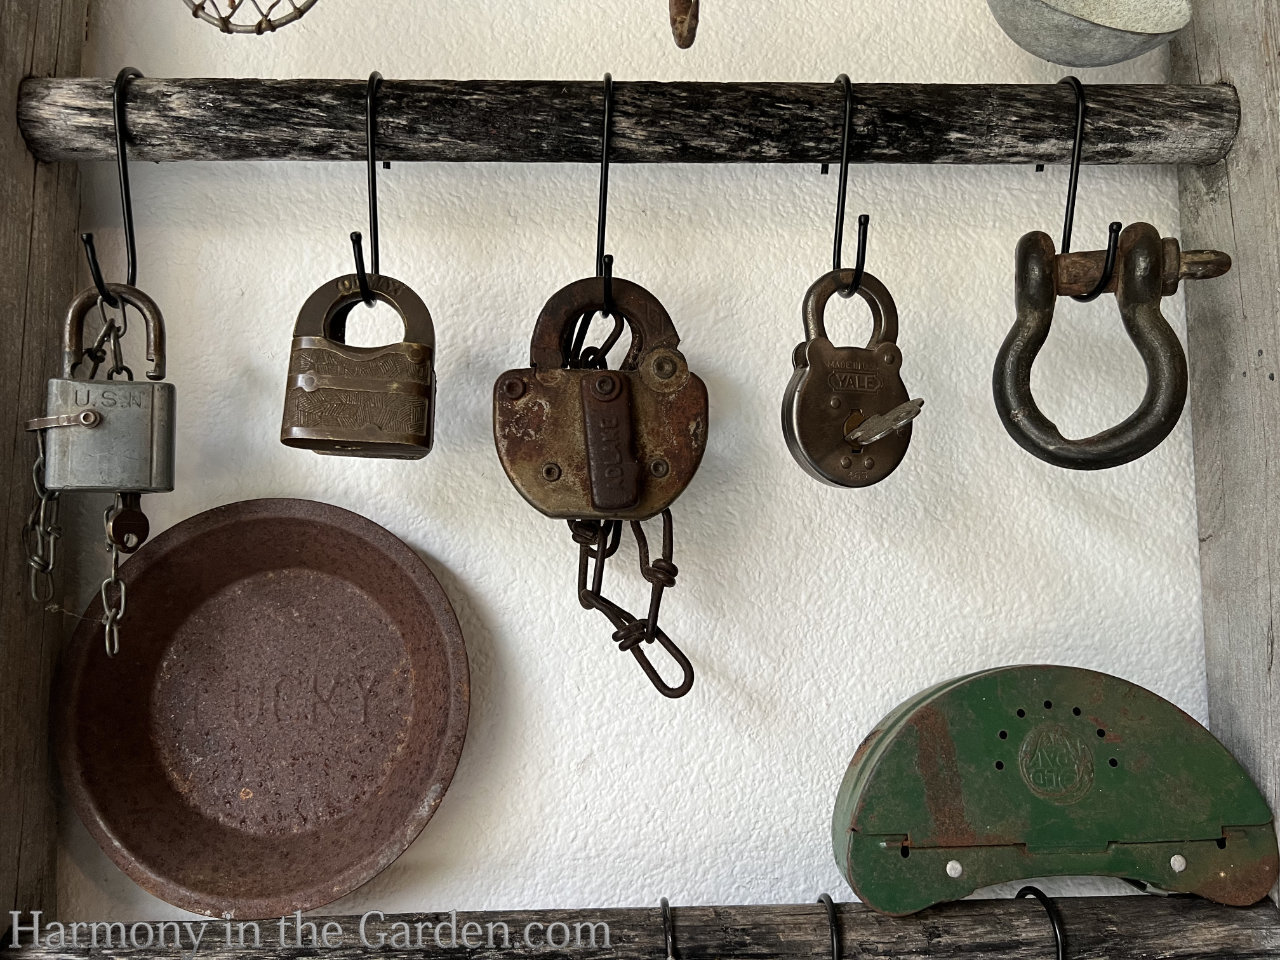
[
  {"left": 530, "top": 275, "right": 680, "bottom": 370},
  {"left": 291, "top": 273, "right": 435, "bottom": 347},
  {"left": 803, "top": 269, "right": 899, "bottom": 347},
  {"left": 992, "top": 223, "right": 1189, "bottom": 470},
  {"left": 63, "top": 283, "right": 165, "bottom": 381}
]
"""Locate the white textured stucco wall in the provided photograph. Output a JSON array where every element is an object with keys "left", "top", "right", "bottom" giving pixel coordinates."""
[{"left": 60, "top": 0, "right": 1205, "bottom": 920}]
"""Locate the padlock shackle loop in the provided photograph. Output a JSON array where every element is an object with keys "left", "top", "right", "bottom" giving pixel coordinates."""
[
  {"left": 62, "top": 283, "right": 165, "bottom": 381},
  {"left": 802, "top": 269, "right": 898, "bottom": 347},
  {"left": 531, "top": 275, "right": 681, "bottom": 371},
  {"left": 992, "top": 223, "right": 1188, "bottom": 470},
  {"left": 291, "top": 273, "right": 435, "bottom": 346}
]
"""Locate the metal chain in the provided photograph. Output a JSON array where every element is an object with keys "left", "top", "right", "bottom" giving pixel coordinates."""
[
  {"left": 559, "top": 301, "right": 692, "bottom": 697},
  {"left": 104, "top": 300, "right": 133, "bottom": 381},
  {"left": 21, "top": 431, "right": 62, "bottom": 604},
  {"left": 568, "top": 510, "right": 694, "bottom": 698},
  {"left": 99, "top": 496, "right": 128, "bottom": 657}
]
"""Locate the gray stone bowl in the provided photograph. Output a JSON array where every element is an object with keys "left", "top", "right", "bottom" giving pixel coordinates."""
[{"left": 987, "top": 0, "right": 1191, "bottom": 67}]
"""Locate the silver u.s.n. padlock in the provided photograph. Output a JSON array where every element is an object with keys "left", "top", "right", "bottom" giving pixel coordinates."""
[{"left": 31, "top": 283, "right": 175, "bottom": 494}]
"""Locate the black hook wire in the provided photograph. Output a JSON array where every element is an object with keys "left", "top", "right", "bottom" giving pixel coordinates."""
[
  {"left": 1017, "top": 886, "right": 1066, "bottom": 960},
  {"left": 351, "top": 71, "right": 384, "bottom": 306},
  {"left": 81, "top": 67, "right": 143, "bottom": 308},
  {"left": 817, "top": 894, "right": 841, "bottom": 960},
  {"left": 595, "top": 73, "right": 616, "bottom": 318},
  {"left": 832, "top": 75, "right": 870, "bottom": 299},
  {"left": 1058, "top": 76, "right": 1122, "bottom": 303},
  {"left": 660, "top": 898, "right": 678, "bottom": 960}
]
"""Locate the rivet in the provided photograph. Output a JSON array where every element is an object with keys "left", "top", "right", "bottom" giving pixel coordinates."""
[
  {"left": 542, "top": 462, "right": 562, "bottom": 482},
  {"left": 840, "top": 456, "right": 853, "bottom": 469},
  {"left": 653, "top": 356, "right": 677, "bottom": 380},
  {"left": 863, "top": 457, "right": 875, "bottom": 470},
  {"left": 828, "top": 397, "right": 841, "bottom": 409},
  {"left": 593, "top": 373, "right": 618, "bottom": 399},
  {"left": 1170, "top": 854, "right": 1187, "bottom": 874},
  {"left": 650, "top": 459, "right": 670, "bottom": 478},
  {"left": 501, "top": 377, "right": 526, "bottom": 400},
  {"left": 946, "top": 860, "right": 963, "bottom": 878}
]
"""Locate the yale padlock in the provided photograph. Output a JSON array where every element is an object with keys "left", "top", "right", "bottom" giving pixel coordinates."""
[
  {"left": 782, "top": 269, "right": 921, "bottom": 487},
  {"left": 280, "top": 273, "right": 436, "bottom": 458},
  {"left": 36, "top": 283, "right": 175, "bottom": 493},
  {"left": 493, "top": 275, "right": 708, "bottom": 520}
]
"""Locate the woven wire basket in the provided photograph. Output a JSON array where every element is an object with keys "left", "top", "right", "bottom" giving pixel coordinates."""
[{"left": 181, "top": 0, "right": 318, "bottom": 34}]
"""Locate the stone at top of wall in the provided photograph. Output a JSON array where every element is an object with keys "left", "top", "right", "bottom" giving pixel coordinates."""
[{"left": 987, "top": 0, "right": 1192, "bottom": 67}]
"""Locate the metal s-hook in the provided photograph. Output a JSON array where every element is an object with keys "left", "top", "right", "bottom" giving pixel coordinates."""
[
  {"left": 82, "top": 67, "right": 144, "bottom": 309},
  {"left": 351, "top": 71, "right": 384, "bottom": 307},
  {"left": 1017, "top": 886, "right": 1066, "bottom": 960},
  {"left": 596, "top": 72, "right": 615, "bottom": 316},
  {"left": 832, "top": 74, "right": 870, "bottom": 299},
  {"left": 660, "top": 898, "right": 678, "bottom": 960},
  {"left": 566, "top": 74, "right": 621, "bottom": 370},
  {"left": 1057, "top": 76, "right": 1121, "bottom": 303},
  {"left": 816, "top": 894, "right": 841, "bottom": 960}
]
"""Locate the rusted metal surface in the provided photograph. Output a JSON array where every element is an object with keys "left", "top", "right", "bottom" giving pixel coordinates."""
[
  {"left": 669, "top": 0, "right": 699, "bottom": 47},
  {"left": 782, "top": 269, "right": 918, "bottom": 487},
  {"left": 281, "top": 273, "right": 436, "bottom": 459},
  {"left": 54, "top": 498, "right": 469, "bottom": 919},
  {"left": 993, "top": 223, "right": 1213, "bottom": 470},
  {"left": 1054, "top": 238, "right": 1231, "bottom": 297},
  {"left": 494, "top": 276, "right": 707, "bottom": 521},
  {"left": 831, "top": 665, "right": 1279, "bottom": 917}
]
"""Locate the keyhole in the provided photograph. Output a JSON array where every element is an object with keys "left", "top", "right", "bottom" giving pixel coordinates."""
[
  {"left": 842, "top": 410, "right": 865, "bottom": 454},
  {"left": 340, "top": 299, "right": 406, "bottom": 347}
]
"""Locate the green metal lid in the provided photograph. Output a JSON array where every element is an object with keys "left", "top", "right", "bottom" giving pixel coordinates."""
[{"left": 832, "top": 665, "right": 1278, "bottom": 915}]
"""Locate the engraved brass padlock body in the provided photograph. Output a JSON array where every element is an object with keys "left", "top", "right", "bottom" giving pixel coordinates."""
[
  {"left": 493, "top": 276, "right": 708, "bottom": 521},
  {"left": 42, "top": 283, "right": 175, "bottom": 493},
  {"left": 280, "top": 273, "right": 436, "bottom": 459},
  {"left": 782, "top": 269, "right": 911, "bottom": 487}
]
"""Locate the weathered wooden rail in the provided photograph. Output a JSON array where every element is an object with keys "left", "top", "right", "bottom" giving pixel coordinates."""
[
  {"left": 17, "top": 78, "right": 1237, "bottom": 165},
  {"left": 5, "top": 898, "right": 1280, "bottom": 959}
]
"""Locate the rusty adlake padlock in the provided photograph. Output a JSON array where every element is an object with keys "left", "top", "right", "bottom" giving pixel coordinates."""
[
  {"left": 280, "top": 273, "right": 436, "bottom": 458},
  {"left": 782, "top": 269, "right": 922, "bottom": 487},
  {"left": 36, "top": 283, "right": 175, "bottom": 494},
  {"left": 993, "top": 223, "right": 1230, "bottom": 470},
  {"left": 494, "top": 276, "right": 708, "bottom": 520}
]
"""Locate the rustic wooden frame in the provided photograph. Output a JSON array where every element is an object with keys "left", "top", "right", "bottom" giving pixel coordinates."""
[
  {"left": 3, "top": 5, "right": 1278, "bottom": 954},
  {"left": 0, "top": 0, "right": 87, "bottom": 929}
]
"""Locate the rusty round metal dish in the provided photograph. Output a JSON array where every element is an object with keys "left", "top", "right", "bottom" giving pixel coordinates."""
[{"left": 55, "top": 498, "right": 469, "bottom": 919}]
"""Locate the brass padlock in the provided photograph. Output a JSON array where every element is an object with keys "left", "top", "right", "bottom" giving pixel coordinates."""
[
  {"left": 37, "top": 283, "right": 175, "bottom": 493},
  {"left": 280, "top": 273, "right": 435, "bottom": 458},
  {"left": 782, "top": 269, "right": 921, "bottom": 487},
  {"left": 493, "top": 276, "right": 708, "bottom": 520}
]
